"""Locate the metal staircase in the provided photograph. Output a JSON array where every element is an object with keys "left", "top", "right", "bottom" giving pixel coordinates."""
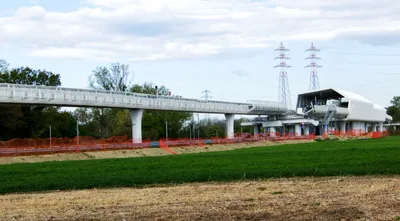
[{"left": 322, "top": 105, "right": 337, "bottom": 127}]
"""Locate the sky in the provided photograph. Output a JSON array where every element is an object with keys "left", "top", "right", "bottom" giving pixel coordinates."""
[{"left": 1, "top": 0, "right": 400, "bottom": 112}]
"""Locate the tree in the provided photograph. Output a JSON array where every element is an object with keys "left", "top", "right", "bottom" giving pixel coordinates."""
[
  {"left": 387, "top": 96, "right": 400, "bottom": 122},
  {"left": 89, "top": 63, "right": 132, "bottom": 92},
  {"left": 0, "top": 65, "right": 69, "bottom": 140},
  {"left": 131, "top": 82, "right": 170, "bottom": 96},
  {"left": 37, "top": 107, "right": 77, "bottom": 138},
  {"left": 390, "top": 96, "right": 400, "bottom": 108},
  {"left": 0, "top": 59, "right": 9, "bottom": 73},
  {"left": 0, "top": 67, "right": 61, "bottom": 86},
  {"left": 86, "top": 63, "right": 134, "bottom": 137}
]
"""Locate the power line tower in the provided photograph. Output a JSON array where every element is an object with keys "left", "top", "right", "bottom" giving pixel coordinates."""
[
  {"left": 305, "top": 42, "right": 322, "bottom": 91},
  {"left": 201, "top": 90, "right": 212, "bottom": 101},
  {"left": 274, "top": 42, "right": 292, "bottom": 109}
]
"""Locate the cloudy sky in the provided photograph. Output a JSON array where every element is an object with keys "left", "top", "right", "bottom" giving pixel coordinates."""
[{"left": 1, "top": 0, "right": 400, "bottom": 110}]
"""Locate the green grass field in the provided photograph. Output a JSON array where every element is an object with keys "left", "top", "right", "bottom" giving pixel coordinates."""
[{"left": 0, "top": 136, "right": 399, "bottom": 194}]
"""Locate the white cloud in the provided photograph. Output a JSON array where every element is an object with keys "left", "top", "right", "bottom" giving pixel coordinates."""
[{"left": 1, "top": 0, "right": 400, "bottom": 60}]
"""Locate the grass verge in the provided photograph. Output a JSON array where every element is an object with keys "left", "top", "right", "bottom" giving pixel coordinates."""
[{"left": 0, "top": 136, "right": 399, "bottom": 194}]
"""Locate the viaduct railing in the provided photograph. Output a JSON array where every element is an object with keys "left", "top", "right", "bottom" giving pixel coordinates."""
[{"left": 0, "top": 83, "right": 288, "bottom": 115}]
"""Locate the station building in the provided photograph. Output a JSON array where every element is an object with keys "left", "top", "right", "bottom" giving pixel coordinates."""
[{"left": 242, "top": 88, "right": 393, "bottom": 137}]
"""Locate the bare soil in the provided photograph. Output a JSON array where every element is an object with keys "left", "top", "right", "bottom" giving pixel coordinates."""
[
  {"left": 0, "top": 140, "right": 314, "bottom": 165},
  {"left": 0, "top": 176, "right": 399, "bottom": 221}
]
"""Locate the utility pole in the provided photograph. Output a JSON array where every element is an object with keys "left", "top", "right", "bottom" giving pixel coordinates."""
[
  {"left": 166, "top": 121, "right": 168, "bottom": 143},
  {"left": 76, "top": 119, "right": 79, "bottom": 146},
  {"left": 192, "top": 121, "right": 195, "bottom": 140},
  {"left": 197, "top": 113, "right": 200, "bottom": 139},
  {"left": 189, "top": 125, "right": 192, "bottom": 140},
  {"left": 49, "top": 125, "right": 52, "bottom": 148}
]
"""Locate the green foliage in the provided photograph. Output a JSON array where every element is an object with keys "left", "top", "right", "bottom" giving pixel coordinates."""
[
  {"left": 1, "top": 136, "right": 400, "bottom": 194},
  {"left": 131, "top": 82, "right": 175, "bottom": 97},
  {"left": 89, "top": 63, "right": 132, "bottom": 92},
  {"left": 387, "top": 96, "right": 400, "bottom": 122},
  {"left": 0, "top": 64, "right": 72, "bottom": 140},
  {"left": 179, "top": 117, "right": 255, "bottom": 139},
  {"left": 390, "top": 96, "right": 400, "bottom": 108},
  {"left": 0, "top": 66, "right": 61, "bottom": 86},
  {"left": 0, "top": 59, "right": 9, "bottom": 73}
]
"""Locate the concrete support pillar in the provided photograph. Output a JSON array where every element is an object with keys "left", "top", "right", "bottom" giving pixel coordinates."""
[
  {"left": 340, "top": 122, "right": 346, "bottom": 134},
  {"left": 372, "top": 123, "right": 377, "bottom": 132},
  {"left": 304, "top": 125, "right": 310, "bottom": 136},
  {"left": 270, "top": 127, "right": 276, "bottom": 137},
  {"left": 225, "top": 114, "right": 235, "bottom": 139},
  {"left": 254, "top": 125, "right": 259, "bottom": 136},
  {"left": 289, "top": 126, "right": 294, "bottom": 133},
  {"left": 294, "top": 124, "right": 301, "bottom": 136},
  {"left": 353, "top": 121, "right": 365, "bottom": 133},
  {"left": 394, "top": 126, "right": 397, "bottom": 131},
  {"left": 379, "top": 123, "right": 384, "bottom": 132},
  {"left": 355, "top": 121, "right": 360, "bottom": 131},
  {"left": 129, "top": 109, "right": 144, "bottom": 143},
  {"left": 360, "top": 122, "right": 365, "bottom": 133},
  {"left": 323, "top": 125, "right": 328, "bottom": 135}
]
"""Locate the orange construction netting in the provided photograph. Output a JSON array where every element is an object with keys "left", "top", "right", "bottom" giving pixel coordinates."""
[{"left": 0, "top": 131, "right": 389, "bottom": 157}]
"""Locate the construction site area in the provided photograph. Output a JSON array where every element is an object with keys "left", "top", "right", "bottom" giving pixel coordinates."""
[{"left": 0, "top": 129, "right": 388, "bottom": 159}]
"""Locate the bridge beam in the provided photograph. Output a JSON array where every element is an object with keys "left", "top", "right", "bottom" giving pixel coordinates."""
[
  {"left": 225, "top": 114, "right": 235, "bottom": 139},
  {"left": 129, "top": 109, "right": 144, "bottom": 143}
]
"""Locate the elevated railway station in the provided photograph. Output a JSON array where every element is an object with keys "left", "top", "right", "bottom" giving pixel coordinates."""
[{"left": 242, "top": 88, "right": 392, "bottom": 137}]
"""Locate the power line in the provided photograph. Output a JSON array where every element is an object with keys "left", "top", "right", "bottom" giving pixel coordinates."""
[{"left": 334, "top": 52, "right": 400, "bottom": 57}]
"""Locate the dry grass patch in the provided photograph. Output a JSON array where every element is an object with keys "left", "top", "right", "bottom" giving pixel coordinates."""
[{"left": 1, "top": 176, "right": 399, "bottom": 221}]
